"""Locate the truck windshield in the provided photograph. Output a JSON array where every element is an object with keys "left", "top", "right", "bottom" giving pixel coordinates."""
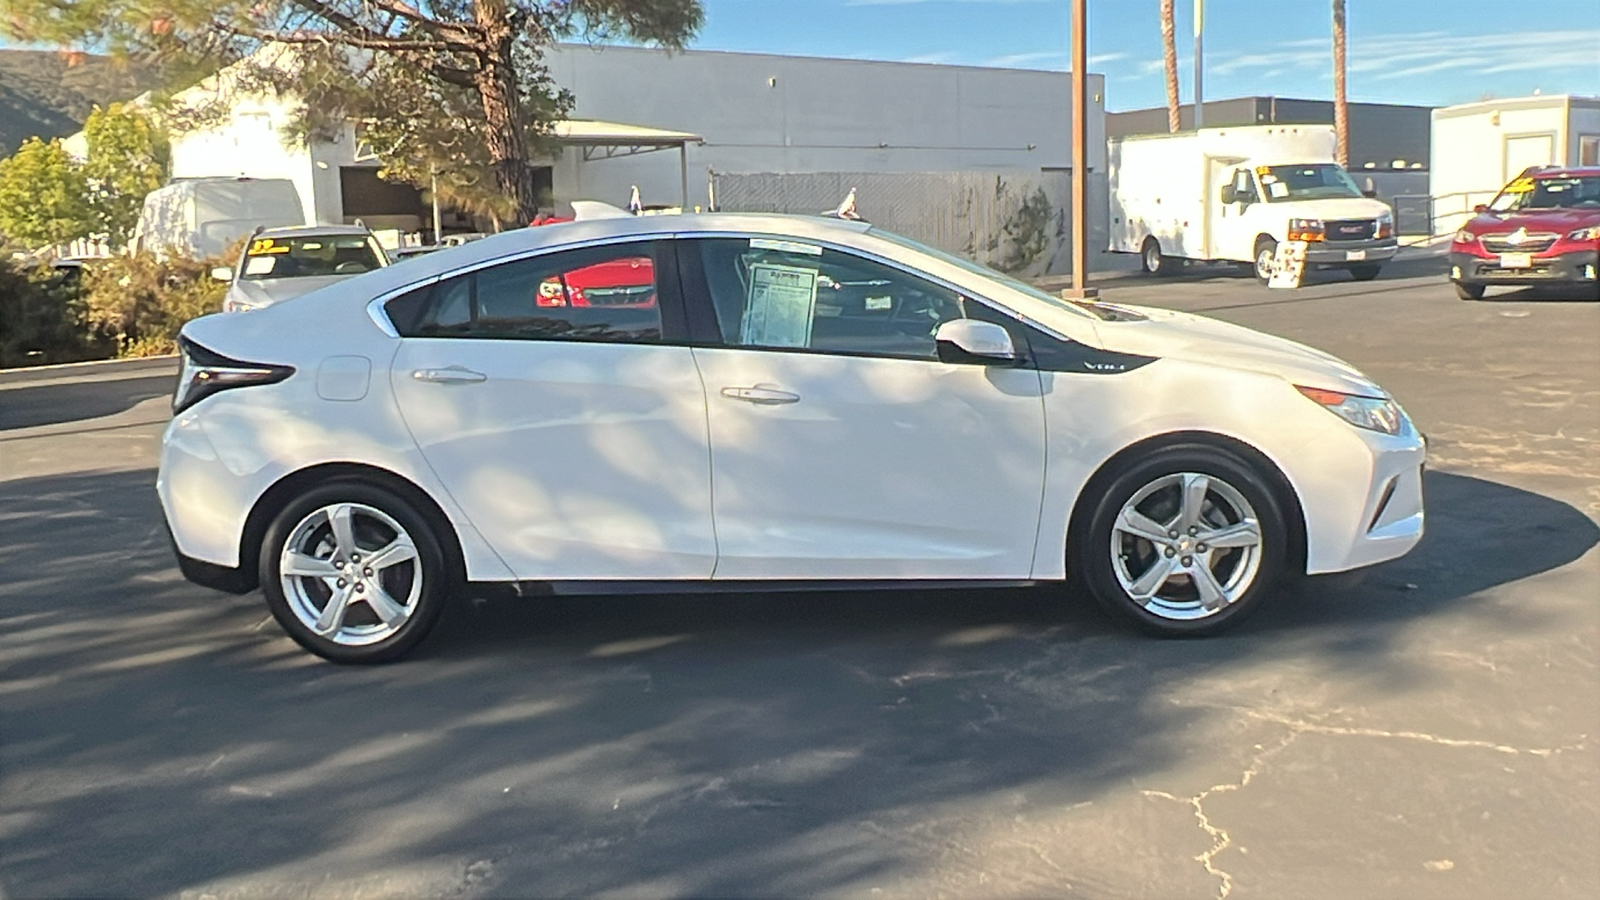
[
  {"left": 1489, "top": 175, "right": 1600, "bottom": 212},
  {"left": 1258, "top": 164, "right": 1363, "bottom": 201},
  {"left": 240, "top": 235, "right": 384, "bottom": 280}
]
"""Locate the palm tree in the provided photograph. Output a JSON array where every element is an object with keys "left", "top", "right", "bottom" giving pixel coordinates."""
[
  {"left": 1333, "top": 0, "right": 1349, "bottom": 167},
  {"left": 1161, "top": 0, "right": 1181, "bottom": 132}
]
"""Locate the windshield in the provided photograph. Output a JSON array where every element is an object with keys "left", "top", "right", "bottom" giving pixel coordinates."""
[
  {"left": 1258, "top": 164, "right": 1363, "bottom": 201},
  {"left": 868, "top": 228, "right": 1107, "bottom": 320},
  {"left": 241, "top": 235, "right": 385, "bottom": 280},
  {"left": 1489, "top": 175, "right": 1600, "bottom": 212}
]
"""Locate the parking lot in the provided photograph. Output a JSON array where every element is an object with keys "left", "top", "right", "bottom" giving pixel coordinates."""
[{"left": 2, "top": 252, "right": 1597, "bottom": 899}]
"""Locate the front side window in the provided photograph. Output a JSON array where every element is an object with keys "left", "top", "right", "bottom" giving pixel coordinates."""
[
  {"left": 388, "top": 242, "right": 662, "bottom": 342},
  {"left": 693, "top": 238, "right": 965, "bottom": 360},
  {"left": 1231, "top": 169, "right": 1260, "bottom": 203},
  {"left": 1257, "top": 164, "right": 1363, "bottom": 201},
  {"left": 241, "top": 235, "right": 385, "bottom": 279}
]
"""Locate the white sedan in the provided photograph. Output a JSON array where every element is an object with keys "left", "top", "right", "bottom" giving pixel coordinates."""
[{"left": 159, "top": 213, "right": 1425, "bottom": 663}]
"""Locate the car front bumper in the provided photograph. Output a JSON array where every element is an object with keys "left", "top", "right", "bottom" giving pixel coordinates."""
[
  {"left": 1306, "top": 238, "right": 1398, "bottom": 266},
  {"left": 1451, "top": 249, "right": 1600, "bottom": 289}
]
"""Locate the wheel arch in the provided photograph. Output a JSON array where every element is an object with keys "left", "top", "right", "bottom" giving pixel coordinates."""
[
  {"left": 1066, "top": 430, "right": 1308, "bottom": 578},
  {"left": 238, "top": 462, "right": 468, "bottom": 592}
]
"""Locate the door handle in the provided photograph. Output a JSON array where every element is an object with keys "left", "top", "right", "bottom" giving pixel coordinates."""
[
  {"left": 720, "top": 386, "right": 800, "bottom": 405},
  {"left": 412, "top": 366, "right": 487, "bottom": 385}
]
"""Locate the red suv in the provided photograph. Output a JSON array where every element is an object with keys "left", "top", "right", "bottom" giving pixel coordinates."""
[{"left": 1449, "top": 166, "right": 1600, "bottom": 300}]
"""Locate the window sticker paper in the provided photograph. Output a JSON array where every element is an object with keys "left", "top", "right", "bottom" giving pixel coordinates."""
[
  {"left": 244, "top": 256, "right": 277, "bottom": 276},
  {"left": 1268, "top": 181, "right": 1289, "bottom": 199},
  {"left": 742, "top": 263, "right": 818, "bottom": 348},
  {"left": 750, "top": 238, "right": 823, "bottom": 256}
]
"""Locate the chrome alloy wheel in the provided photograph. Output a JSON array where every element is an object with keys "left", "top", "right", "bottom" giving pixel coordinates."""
[
  {"left": 1110, "top": 472, "right": 1264, "bottom": 620},
  {"left": 279, "top": 502, "right": 421, "bottom": 646}
]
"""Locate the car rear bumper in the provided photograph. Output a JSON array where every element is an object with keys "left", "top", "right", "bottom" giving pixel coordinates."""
[
  {"left": 1451, "top": 249, "right": 1600, "bottom": 287},
  {"left": 1306, "top": 238, "right": 1398, "bottom": 266}
]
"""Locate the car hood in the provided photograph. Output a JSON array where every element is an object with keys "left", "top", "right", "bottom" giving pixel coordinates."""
[
  {"left": 1094, "top": 303, "right": 1385, "bottom": 395},
  {"left": 1271, "top": 196, "right": 1392, "bottom": 220},
  {"left": 229, "top": 274, "right": 352, "bottom": 308},
  {"left": 1465, "top": 208, "right": 1600, "bottom": 235}
]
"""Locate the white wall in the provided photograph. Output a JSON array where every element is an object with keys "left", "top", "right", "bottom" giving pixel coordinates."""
[
  {"left": 1430, "top": 96, "right": 1586, "bottom": 235},
  {"left": 544, "top": 44, "right": 1100, "bottom": 211}
]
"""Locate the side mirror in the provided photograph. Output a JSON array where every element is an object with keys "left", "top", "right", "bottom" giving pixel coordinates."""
[
  {"left": 1473, "top": 204, "right": 1489, "bottom": 214},
  {"left": 1362, "top": 188, "right": 1379, "bottom": 199},
  {"left": 935, "top": 319, "right": 1016, "bottom": 364},
  {"left": 210, "top": 266, "right": 234, "bottom": 282},
  {"left": 1220, "top": 185, "right": 1238, "bottom": 205}
]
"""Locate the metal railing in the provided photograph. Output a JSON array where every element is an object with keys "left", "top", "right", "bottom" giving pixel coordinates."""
[{"left": 1390, "top": 190, "right": 1503, "bottom": 238}]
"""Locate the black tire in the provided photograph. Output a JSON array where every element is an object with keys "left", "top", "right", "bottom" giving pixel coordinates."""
[
  {"left": 1140, "top": 237, "right": 1169, "bottom": 276},
  {"left": 259, "top": 480, "right": 450, "bottom": 663},
  {"left": 1072, "top": 443, "right": 1290, "bottom": 636},
  {"left": 1348, "top": 264, "right": 1382, "bottom": 282},
  {"left": 1253, "top": 237, "right": 1277, "bottom": 285},
  {"left": 1455, "top": 282, "right": 1486, "bottom": 301}
]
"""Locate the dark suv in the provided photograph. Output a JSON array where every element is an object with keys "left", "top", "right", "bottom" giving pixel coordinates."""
[{"left": 1449, "top": 167, "right": 1600, "bottom": 300}]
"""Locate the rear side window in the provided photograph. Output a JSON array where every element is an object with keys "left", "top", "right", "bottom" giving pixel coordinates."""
[{"left": 387, "top": 242, "right": 663, "bottom": 342}]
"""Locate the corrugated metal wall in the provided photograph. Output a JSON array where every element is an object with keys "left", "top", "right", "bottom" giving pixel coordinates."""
[{"left": 710, "top": 171, "right": 1105, "bottom": 277}]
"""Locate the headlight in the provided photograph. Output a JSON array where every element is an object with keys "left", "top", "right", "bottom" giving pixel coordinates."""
[
  {"left": 174, "top": 336, "right": 295, "bottom": 414},
  {"left": 1453, "top": 229, "right": 1477, "bottom": 244},
  {"left": 1287, "top": 218, "right": 1325, "bottom": 242},
  {"left": 1567, "top": 225, "right": 1600, "bottom": 242},
  {"left": 1376, "top": 211, "right": 1394, "bottom": 239},
  {"left": 1296, "top": 385, "right": 1404, "bottom": 436}
]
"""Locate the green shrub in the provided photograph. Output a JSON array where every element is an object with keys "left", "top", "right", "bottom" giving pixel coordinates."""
[
  {"left": 81, "top": 252, "right": 228, "bottom": 358},
  {"left": 0, "top": 257, "right": 107, "bottom": 367}
]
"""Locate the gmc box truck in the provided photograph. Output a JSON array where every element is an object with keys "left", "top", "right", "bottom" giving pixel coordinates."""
[{"left": 1108, "top": 125, "right": 1397, "bottom": 282}]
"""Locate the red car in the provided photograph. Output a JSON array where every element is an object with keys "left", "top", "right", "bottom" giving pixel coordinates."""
[{"left": 1450, "top": 166, "right": 1600, "bottom": 300}]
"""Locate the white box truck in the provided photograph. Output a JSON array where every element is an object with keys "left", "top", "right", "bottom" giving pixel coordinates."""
[
  {"left": 1108, "top": 125, "right": 1397, "bottom": 282},
  {"left": 132, "top": 177, "right": 306, "bottom": 259}
]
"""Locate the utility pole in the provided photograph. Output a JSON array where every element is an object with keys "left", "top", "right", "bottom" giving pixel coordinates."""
[
  {"left": 1193, "top": 0, "right": 1205, "bottom": 130},
  {"left": 1333, "top": 0, "right": 1349, "bottom": 167},
  {"left": 1064, "top": 0, "right": 1097, "bottom": 300}
]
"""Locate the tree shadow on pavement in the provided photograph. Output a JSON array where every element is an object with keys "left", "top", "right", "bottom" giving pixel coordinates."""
[{"left": 0, "top": 467, "right": 1593, "bottom": 898}]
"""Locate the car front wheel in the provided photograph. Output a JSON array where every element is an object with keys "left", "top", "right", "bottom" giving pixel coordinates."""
[
  {"left": 260, "top": 481, "right": 449, "bottom": 663},
  {"left": 1253, "top": 238, "right": 1277, "bottom": 285},
  {"left": 1075, "top": 445, "right": 1289, "bottom": 635},
  {"left": 1455, "top": 282, "right": 1486, "bottom": 301}
]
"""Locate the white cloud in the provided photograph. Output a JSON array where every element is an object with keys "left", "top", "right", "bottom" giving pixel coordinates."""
[{"left": 1197, "top": 29, "right": 1600, "bottom": 84}]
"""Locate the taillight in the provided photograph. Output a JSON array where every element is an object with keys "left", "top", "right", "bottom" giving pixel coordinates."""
[{"left": 173, "top": 336, "right": 294, "bottom": 414}]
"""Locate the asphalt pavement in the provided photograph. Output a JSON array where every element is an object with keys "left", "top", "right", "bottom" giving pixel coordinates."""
[{"left": 1, "top": 255, "right": 1596, "bottom": 899}]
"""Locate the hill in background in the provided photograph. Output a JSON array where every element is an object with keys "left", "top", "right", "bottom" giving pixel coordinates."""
[{"left": 0, "top": 49, "right": 161, "bottom": 155}]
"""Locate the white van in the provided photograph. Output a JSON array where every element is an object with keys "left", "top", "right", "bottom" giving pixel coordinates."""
[
  {"left": 1109, "top": 125, "right": 1397, "bottom": 282},
  {"left": 132, "top": 177, "right": 306, "bottom": 259}
]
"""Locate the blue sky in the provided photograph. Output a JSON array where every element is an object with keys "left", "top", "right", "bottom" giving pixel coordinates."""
[{"left": 691, "top": 0, "right": 1600, "bottom": 110}]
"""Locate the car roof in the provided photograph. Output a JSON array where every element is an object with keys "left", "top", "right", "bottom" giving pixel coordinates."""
[
  {"left": 368, "top": 212, "right": 875, "bottom": 285},
  {"left": 255, "top": 224, "right": 377, "bottom": 239}
]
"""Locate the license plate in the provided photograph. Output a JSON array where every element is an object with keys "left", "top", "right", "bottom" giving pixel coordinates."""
[
  {"left": 1500, "top": 252, "right": 1532, "bottom": 269},
  {"left": 1345, "top": 250, "right": 1366, "bottom": 261}
]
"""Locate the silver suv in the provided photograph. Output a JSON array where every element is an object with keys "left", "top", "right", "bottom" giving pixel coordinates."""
[{"left": 214, "top": 225, "right": 388, "bottom": 313}]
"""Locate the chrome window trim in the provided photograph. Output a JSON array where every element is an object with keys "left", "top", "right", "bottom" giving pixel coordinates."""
[{"left": 365, "top": 234, "right": 674, "bottom": 339}]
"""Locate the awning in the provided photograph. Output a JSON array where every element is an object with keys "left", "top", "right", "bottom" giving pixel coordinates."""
[{"left": 553, "top": 119, "right": 703, "bottom": 208}]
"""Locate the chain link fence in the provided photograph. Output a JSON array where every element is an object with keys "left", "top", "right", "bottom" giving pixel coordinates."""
[{"left": 710, "top": 170, "right": 1104, "bottom": 277}]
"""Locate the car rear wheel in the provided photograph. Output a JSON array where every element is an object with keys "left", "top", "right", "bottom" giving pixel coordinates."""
[
  {"left": 1075, "top": 444, "right": 1289, "bottom": 635},
  {"left": 260, "top": 481, "right": 449, "bottom": 663},
  {"left": 1455, "top": 282, "right": 1486, "bottom": 301},
  {"left": 1140, "top": 237, "right": 1169, "bottom": 276},
  {"left": 1349, "top": 264, "right": 1382, "bottom": 282},
  {"left": 1253, "top": 238, "right": 1277, "bottom": 285}
]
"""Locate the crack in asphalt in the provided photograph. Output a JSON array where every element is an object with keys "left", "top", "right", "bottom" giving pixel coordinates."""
[{"left": 1141, "top": 710, "right": 1590, "bottom": 898}]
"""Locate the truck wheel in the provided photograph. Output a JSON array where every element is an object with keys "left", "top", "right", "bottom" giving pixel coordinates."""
[
  {"left": 1455, "top": 282, "right": 1486, "bottom": 301},
  {"left": 1140, "top": 238, "right": 1169, "bottom": 276},
  {"left": 1253, "top": 238, "right": 1277, "bottom": 284},
  {"left": 1349, "top": 264, "right": 1382, "bottom": 282}
]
